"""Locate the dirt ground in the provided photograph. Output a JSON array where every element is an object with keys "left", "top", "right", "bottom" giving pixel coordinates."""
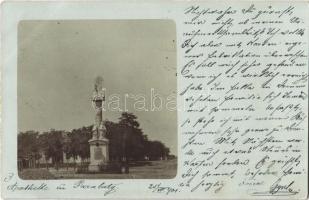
[{"left": 19, "top": 159, "right": 177, "bottom": 180}]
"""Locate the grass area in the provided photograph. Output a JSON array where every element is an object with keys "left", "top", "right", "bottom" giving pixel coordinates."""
[
  {"left": 19, "top": 168, "right": 56, "bottom": 180},
  {"left": 18, "top": 159, "right": 177, "bottom": 179}
]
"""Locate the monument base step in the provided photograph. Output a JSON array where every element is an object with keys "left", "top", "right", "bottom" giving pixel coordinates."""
[
  {"left": 86, "top": 161, "right": 129, "bottom": 174},
  {"left": 88, "top": 164, "right": 100, "bottom": 172}
]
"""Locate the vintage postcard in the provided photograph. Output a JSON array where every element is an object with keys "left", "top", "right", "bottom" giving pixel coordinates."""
[{"left": 1, "top": 1, "right": 308, "bottom": 199}]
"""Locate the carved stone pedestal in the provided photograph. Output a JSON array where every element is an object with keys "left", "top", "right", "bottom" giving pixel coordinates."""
[{"left": 88, "top": 138, "right": 109, "bottom": 172}]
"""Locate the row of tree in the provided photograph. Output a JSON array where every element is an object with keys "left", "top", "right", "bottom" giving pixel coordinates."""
[{"left": 18, "top": 112, "right": 173, "bottom": 165}]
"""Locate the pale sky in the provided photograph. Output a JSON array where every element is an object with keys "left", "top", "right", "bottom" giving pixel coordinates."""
[{"left": 18, "top": 20, "right": 177, "bottom": 155}]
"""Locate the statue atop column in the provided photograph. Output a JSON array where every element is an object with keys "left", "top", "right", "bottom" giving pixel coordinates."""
[
  {"left": 88, "top": 76, "right": 109, "bottom": 172},
  {"left": 91, "top": 76, "right": 107, "bottom": 139}
]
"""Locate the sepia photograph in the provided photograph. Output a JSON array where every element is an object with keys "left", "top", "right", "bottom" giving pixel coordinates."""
[{"left": 17, "top": 20, "right": 177, "bottom": 179}]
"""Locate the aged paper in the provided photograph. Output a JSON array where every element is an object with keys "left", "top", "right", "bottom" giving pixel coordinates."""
[{"left": 1, "top": 1, "right": 308, "bottom": 199}]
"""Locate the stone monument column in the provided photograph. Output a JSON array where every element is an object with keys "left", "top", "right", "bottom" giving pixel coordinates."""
[{"left": 88, "top": 76, "right": 109, "bottom": 172}]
